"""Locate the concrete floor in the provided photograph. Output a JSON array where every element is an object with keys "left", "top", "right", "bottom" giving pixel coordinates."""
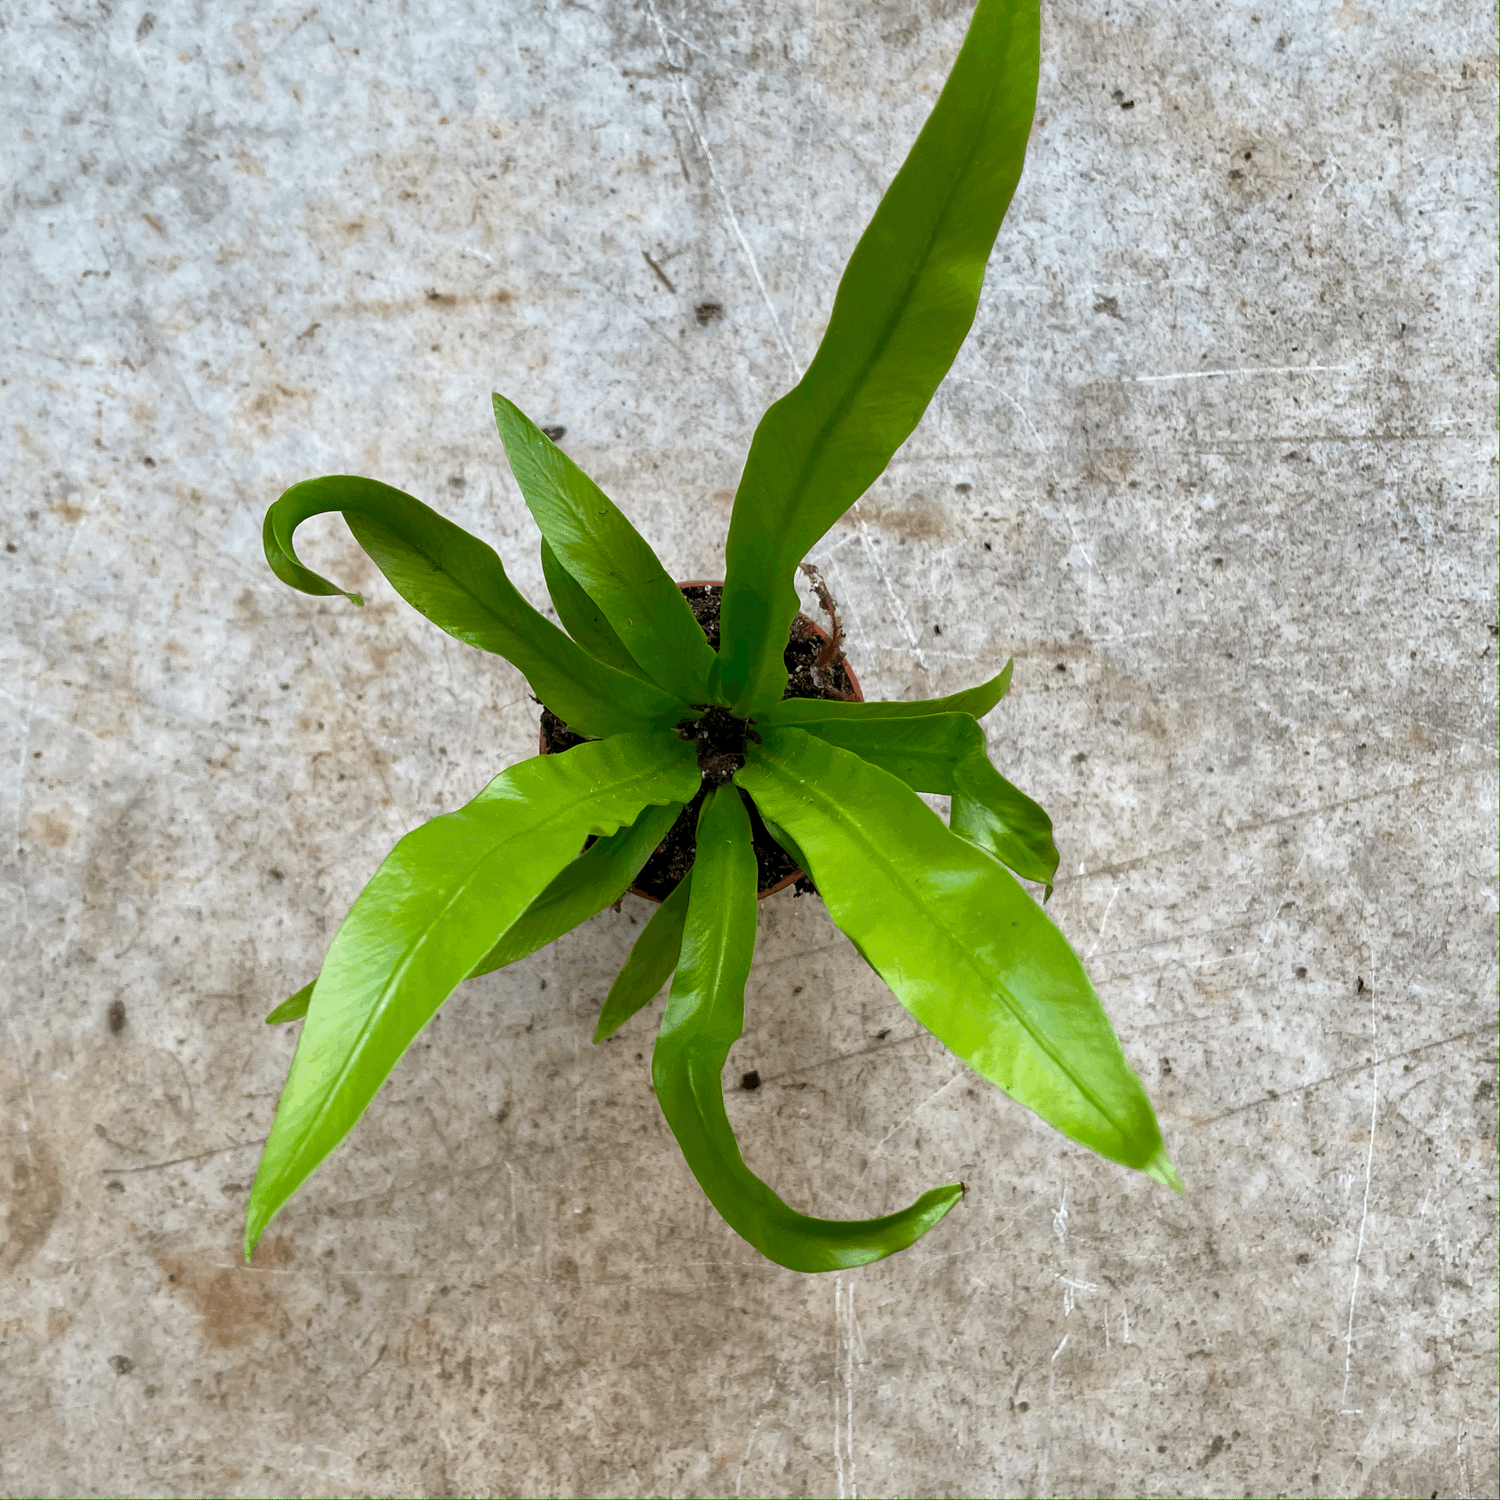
[{"left": 2, "top": 1, "right": 1495, "bottom": 1496}]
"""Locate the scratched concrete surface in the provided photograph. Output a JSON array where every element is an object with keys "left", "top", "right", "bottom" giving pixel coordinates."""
[{"left": 2, "top": 0, "right": 1495, "bottom": 1496}]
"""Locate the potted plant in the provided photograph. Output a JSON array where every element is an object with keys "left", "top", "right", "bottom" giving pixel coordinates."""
[{"left": 248, "top": 0, "right": 1180, "bottom": 1274}]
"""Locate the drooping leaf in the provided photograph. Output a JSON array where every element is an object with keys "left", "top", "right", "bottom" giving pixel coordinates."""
[
  {"left": 266, "top": 982, "right": 314, "bottom": 1025},
  {"left": 245, "top": 733, "right": 701, "bottom": 1258},
  {"left": 493, "top": 394, "right": 719, "bottom": 702},
  {"left": 715, "top": 0, "right": 1040, "bottom": 713},
  {"left": 469, "top": 799, "right": 683, "bottom": 979},
  {"left": 783, "top": 710, "right": 1057, "bottom": 893},
  {"left": 735, "top": 728, "right": 1180, "bottom": 1189},
  {"left": 651, "top": 786, "right": 965, "bottom": 1271},
  {"left": 263, "top": 475, "right": 685, "bottom": 739},
  {"left": 539, "top": 537, "right": 649, "bottom": 680},
  {"left": 594, "top": 870, "right": 692, "bottom": 1043},
  {"left": 950, "top": 779, "right": 1057, "bottom": 900},
  {"left": 758, "top": 661, "right": 1012, "bottom": 726}
]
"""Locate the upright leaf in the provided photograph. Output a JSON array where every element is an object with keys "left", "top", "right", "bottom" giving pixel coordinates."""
[
  {"left": 716, "top": 0, "right": 1041, "bottom": 713},
  {"left": 493, "top": 395, "right": 719, "bottom": 702},
  {"left": 651, "top": 787, "right": 964, "bottom": 1271},
  {"left": 540, "top": 537, "right": 649, "bottom": 680},
  {"left": 735, "top": 728, "right": 1180, "bottom": 1188},
  {"left": 759, "top": 661, "right": 1011, "bottom": 726},
  {"left": 264, "top": 475, "right": 685, "bottom": 739},
  {"left": 594, "top": 871, "right": 693, "bottom": 1043},
  {"left": 245, "top": 733, "right": 700, "bottom": 1258},
  {"left": 785, "top": 710, "right": 1058, "bottom": 892}
]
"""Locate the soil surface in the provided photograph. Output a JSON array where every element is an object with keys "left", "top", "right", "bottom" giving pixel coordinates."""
[{"left": 540, "top": 583, "right": 857, "bottom": 900}]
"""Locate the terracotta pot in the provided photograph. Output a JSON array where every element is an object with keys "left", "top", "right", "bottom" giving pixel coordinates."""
[{"left": 539, "top": 580, "right": 862, "bottom": 902}]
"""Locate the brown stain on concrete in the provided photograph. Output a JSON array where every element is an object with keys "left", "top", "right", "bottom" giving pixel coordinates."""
[
  {"left": 238, "top": 381, "right": 314, "bottom": 437},
  {"left": 1065, "top": 379, "right": 1136, "bottom": 487},
  {"left": 158, "top": 1235, "right": 296, "bottom": 1349},
  {"left": 2, "top": 1139, "right": 64, "bottom": 1272},
  {"left": 326, "top": 287, "right": 516, "bottom": 319},
  {"left": 854, "top": 489, "right": 953, "bottom": 541},
  {"left": 28, "top": 809, "right": 72, "bottom": 848}
]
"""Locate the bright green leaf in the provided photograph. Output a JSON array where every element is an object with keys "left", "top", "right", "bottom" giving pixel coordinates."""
[
  {"left": 594, "top": 870, "right": 692, "bottom": 1043},
  {"left": 755, "top": 810, "right": 813, "bottom": 887},
  {"left": 469, "top": 799, "right": 683, "bottom": 979},
  {"left": 651, "top": 786, "right": 965, "bottom": 1271},
  {"left": 245, "top": 733, "right": 701, "bottom": 1259},
  {"left": 493, "top": 394, "right": 719, "bottom": 702},
  {"left": 950, "top": 778, "right": 1058, "bottom": 901},
  {"left": 785, "top": 710, "right": 1058, "bottom": 893},
  {"left": 539, "top": 537, "right": 649, "bottom": 680},
  {"left": 263, "top": 475, "right": 685, "bottom": 739},
  {"left": 736, "top": 728, "right": 1180, "bottom": 1189},
  {"left": 266, "top": 982, "right": 313, "bottom": 1025},
  {"left": 716, "top": 0, "right": 1040, "bottom": 713},
  {"left": 264, "top": 803, "right": 683, "bottom": 1024},
  {"left": 758, "top": 660, "right": 1012, "bottom": 726}
]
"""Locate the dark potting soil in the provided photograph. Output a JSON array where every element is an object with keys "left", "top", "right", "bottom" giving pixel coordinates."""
[{"left": 539, "top": 583, "right": 856, "bottom": 901}]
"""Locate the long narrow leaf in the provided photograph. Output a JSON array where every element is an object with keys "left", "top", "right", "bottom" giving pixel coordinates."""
[
  {"left": 716, "top": 0, "right": 1040, "bottom": 713},
  {"left": 264, "top": 475, "right": 685, "bottom": 738},
  {"left": 265, "top": 803, "right": 683, "bottom": 1023},
  {"left": 651, "top": 786, "right": 964, "bottom": 1271},
  {"left": 594, "top": 871, "right": 692, "bottom": 1043},
  {"left": 540, "top": 537, "right": 649, "bottom": 679},
  {"left": 783, "top": 710, "right": 1057, "bottom": 892},
  {"left": 245, "top": 734, "right": 701, "bottom": 1257},
  {"left": 493, "top": 395, "right": 719, "bottom": 702},
  {"left": 758, "top": 661, "right": 1012, "bottom": 726},
  {"left": 735, "top": 728, "right": 1180, "bottom": 1188},
  {"left": 469, "top": 799, "right": 683, "bottom": 978}
]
